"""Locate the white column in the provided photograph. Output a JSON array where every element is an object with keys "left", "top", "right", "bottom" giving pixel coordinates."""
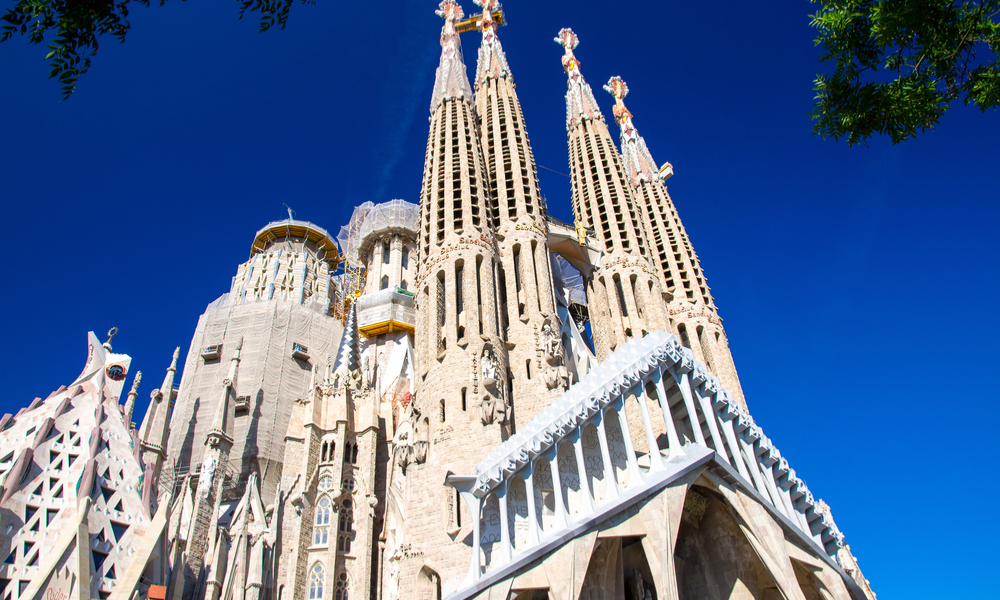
[
  {"left": 463, "top": 492, "right": 483, "bottom": 583},
  {"left": 546, "top": 446, "right": 569, "bottom": 528},
  {"left": 590, "top": 411, "right": 620, "bottom": 502},
  {"left": 635, "top": 380, "right": 665, "bottom": 471},
  {"left": 651, "top": 367, "right": 682, "bottom": 456},
  {"left": 693, "top": 387, "right": 728, "bottom": 464},
  {"left": 523, "top": 462, "right": 540, "bottom": 546},
  {"left": 717, "top": 412, "right": 752, "bottom": 482},
  {"left": 610, "top": 397, "right": 643, "bottom": 489},
  {"left": 671, "top": 369, "right": 707, "bottom": 446},
  {"left": 571, "top": 428, "right": 595, "bottom": 514}
]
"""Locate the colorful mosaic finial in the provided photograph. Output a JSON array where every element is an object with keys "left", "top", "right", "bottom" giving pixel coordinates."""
[
  {"left": 603, "top": 76, "right": 669, "bottom": 185},
  {"left": 436, "top": 0, "right": 464, "bottom": 23},
  {"left": 555, "top": 28, "right": 579, "bottom": 53},
  {"left": 474, "top": 0, "right": 510, "bottom": 83},
  {"left": 604, "top": 76, "right": 633, "bottom": 128},
  {"left": 556, "top": 28, "right": 603, "bottom": 130},
  {"left": 431, "top": 0, "right": 474, "bottom": 111}
]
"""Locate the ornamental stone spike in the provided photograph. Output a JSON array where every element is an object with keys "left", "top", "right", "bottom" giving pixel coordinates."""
[
  {"left": 555, "top": 28, "right": 604, "bottom": 130},
  {"left": 604, "top": 75, "right": 667, "bottom": 185},
  {"left": 430, "top": 0, "right": 473, "bottom": 113},
  {"left": 124, "top": 370, "right": 141, "bottom": 426},
  {"left": 474, "top": 0, "right": 510, "bottom": 83}
]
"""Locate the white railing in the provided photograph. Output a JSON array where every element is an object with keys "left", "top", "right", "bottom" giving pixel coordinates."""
[{"left": 447, "top": 331, "right": 844, "bottom": 596}]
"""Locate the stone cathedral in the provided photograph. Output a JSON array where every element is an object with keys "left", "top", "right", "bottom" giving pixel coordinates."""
[{"left": 0, "top": 3, "right": 878, "bottom": 600}]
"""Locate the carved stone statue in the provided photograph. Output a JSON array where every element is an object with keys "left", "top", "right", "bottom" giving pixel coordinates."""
[
  {"left": 391, "top": 397, "right": 426, "bottom": 471},
  {"left": 479, "top": 395, "right": 497, "bottom": 425},
  {"left": 481, "top": 347, "right": 498, "bottom": 388},
  {"left": 541, "top": 322, "right": 563, "bottom": 364}
]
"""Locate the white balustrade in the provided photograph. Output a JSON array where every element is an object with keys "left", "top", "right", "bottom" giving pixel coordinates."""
[{"left": 447, "top": 331, "right": 845, "bottom": 594}]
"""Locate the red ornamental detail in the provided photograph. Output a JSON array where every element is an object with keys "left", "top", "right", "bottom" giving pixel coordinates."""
[{"left": 106, "top": 364, "right": 127, "bottom": 381}]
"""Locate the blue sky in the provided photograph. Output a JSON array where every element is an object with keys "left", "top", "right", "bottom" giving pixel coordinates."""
[{"left": 1, "top": 1, "right": 997, "bottom": 596}]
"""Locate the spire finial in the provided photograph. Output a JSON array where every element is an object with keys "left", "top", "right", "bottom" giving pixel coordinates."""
[
  {"left": 555, "top": 28, "right": 580, "bottom": 66},
  {"left": 104, "top": 326, "right": 118, "bottom": 351},
  {"left": 169, "top": 346, "right": 180, "bottom": 371},
  {"left": 604, "top": 76, "right": 633, "bottom": 129},
  {"left": 430, "top": 0, "right": 474, "bottom": 112},
  {"left": 436, "top": 0, "right": 464, "bottom": 25},
  {"left": 475, "top": 0, "right": 499, "bottom": 31},
  {"left": 474, "top": 0, "right": 510, "bottom": 83},
  {"left": 129, "top": 371, "right": 142, "bottom": 395}
]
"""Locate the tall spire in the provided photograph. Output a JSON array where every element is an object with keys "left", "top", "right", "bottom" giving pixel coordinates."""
[
  {"left": 124, "top": 370, "right": 141, "bottom": 428},
  {"left": 208, "top": 337, "right": 242, "bottom": 444},
  {"left": 474, "top": 0, "right": 510, "bottom": 84},
  {"left": 474, "top": 2, "right": 563, "bottom": 421},
  {"left": 602, "top": 76, "right": 747, "bottom": 408},
  {"left": 555, "top": 28, "right": 603, "bottom": 130},
  {"left": 556, "top": 28, "right": 669, "bottom": 359},
  {"left": 332, "top": 301, "right": 360, "bottom": 376},
  {"left": 139, "top": 346, "right": 180, "bottom": 481},
  {"left": 604, "top": 76, "right": 668, "bottom": 186},
  {"left": 430, "top": 0, "right": 473, "bottom": 113}
]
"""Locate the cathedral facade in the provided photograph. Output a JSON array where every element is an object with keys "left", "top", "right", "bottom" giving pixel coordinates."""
[{"left": 0, "top": 2, "right": 876, "bottom": 600}]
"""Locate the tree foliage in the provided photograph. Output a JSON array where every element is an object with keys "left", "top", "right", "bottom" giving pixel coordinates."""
[
  {"left": 0, "top": 0, "right": 314, "bottom": 99},
  {"left": 810, "top": 0, "right": 1000, "bottom": 144}
]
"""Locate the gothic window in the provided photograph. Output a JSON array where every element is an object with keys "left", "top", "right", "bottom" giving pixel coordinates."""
[
  {"left": 339, "top": 499, "right": 353, "bottom": 532},
  {"left": 401, "top": 246, "right": 409, "bottom": 270},
  {"left": 318, "top": 476, "right": 334, "bottom": 491},
  {"left": 314, "top": 496, "right": 331, "bottom": 546},
  {"left": 343, "top": 479, "right": 355, "bottom": 492},
  {"left": 383, "top": 241, "right": 391, "bottom": 265},
  {"left": 335, "top": 572, "right": 349, "bottom": 600},
  {"left": 309, "top": 564, "right": 325, "bottom": 599},
  {"left": 381, "top": 275, "right": 389, "bottom": 290}
]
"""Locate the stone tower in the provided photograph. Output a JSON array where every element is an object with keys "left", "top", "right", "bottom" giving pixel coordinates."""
[
  {"left": 604, "top": 76, "right": 747, "bottom": 408},
  {"left": 164, "top": 219, "right": 344, "bottom": 504},
  {"left": 403, "top": 0, "right": 510, "bottom": 593},
  {"left": 277, "top": 303, "right": 383, "bottom": 600},
  {"left": 555, "top": 29, "right": 669, "bottom": 362},
  {"left": 474, "top": 0, "right": 567, "bottom": 424}
]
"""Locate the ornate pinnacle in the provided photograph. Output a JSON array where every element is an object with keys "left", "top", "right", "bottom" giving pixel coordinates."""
[
  {"left": 475, "top": 0, "right": 499, "bottom": 31},
  {"left": 129, "top": 371, "right": 142, "bottom": 395},
  {"left": 436, "top": 0, "right": 464, "bottom": 23},
  {"left": 604, "top": 76, "right": 632, "bottom": 127},
  {"left": 169, "top": 346, "right": 180, "bottom": 371},
  {"left": 555, "top": 28, "right": 579, "bottom": 52}
]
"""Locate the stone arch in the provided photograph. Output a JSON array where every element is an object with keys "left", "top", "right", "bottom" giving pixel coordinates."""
[
  {"left": 416, "top": 565, "right": 441, "bottom": 600},
  {"left": 674, "top": 485, "right": 779, "bottom": 600},
  {"left": 791, "top": 559, "right": 836, "bottom": 600}
]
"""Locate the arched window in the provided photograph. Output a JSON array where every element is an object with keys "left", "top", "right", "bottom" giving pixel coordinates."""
[
  {"left": 335, "top": 572, "right": 350, "bottom": 600},
  {"left": 383, "top": 241, "right": 391, "bottom": 265},
  {"left": 309, "top": 564, "right": 325, "bottom": 599},
  {"left": 314, "top": 496, "right": 331, "bottom": 546},
  {"left": 400, "top": 280, "right": 408, "bottom": 291},
  {"left": 381, "top": 275, "right": 389, "bottom": 290},
  {"left": 339, "top": 499, "right": 353, "bottom": 532},
  {"left": 401, "top": 246, "right": 409, "bottom": 270}
]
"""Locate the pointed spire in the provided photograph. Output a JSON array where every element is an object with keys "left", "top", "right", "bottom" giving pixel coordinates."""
[
  {"left": 604, "top": 76, "right": 671, "bottom": 186},
  {"left": 430, "top": 0, "right": 474, "bottom": 113},
  {"left": 160, "top": 347, "right": 180, "bottom": 396},
  {"left": 204, "top": 339, "right": 241, "bottom": 450},
  {"left": 474, "top": 0, "right": 510, "bottom": 84},
  {"left": 124, "top": 370, "right": 141, "bottom": 427},
  {"left": 555, "top": 28, "right": 604, "bottom": 130},
  {"left": 333, "top": 302, "right": 361, "bottom": 376}
]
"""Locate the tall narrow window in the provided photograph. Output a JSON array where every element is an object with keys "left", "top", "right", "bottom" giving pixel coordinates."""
[
  {"left": 678, "top": 323, "right": 691, "bottom": 349},
  {"left": 439, "top": 399, "right": 446, "bottom": 423},
  {"left": 531, "top": 240, "right": 542, "bottom": 312},
  {"left": 381, "top": 275, "right": 389, "bottom": 290},
  {"left": 461, "top": 388, "right": 467, "bottom": 411},
  {"left": 401, "top": 246, "right": 409, "bottom": 270},
  {"left": 335, "top": 572, "right": 350, "bottom": 600},
  {"left": 383, "top": 241, "right": 391, "bottom": 265},
  {"left": 613, "top": 275, "right": 629, "bottom": 317},
  {"left": 475, "top": 255, "right": 484, "bottom": 335},
  {"left": 309, "top": 564, "right": 325, "bottom": 600},
  {"left": 437, "top": 272, "right": 447, "bottom": 352}
]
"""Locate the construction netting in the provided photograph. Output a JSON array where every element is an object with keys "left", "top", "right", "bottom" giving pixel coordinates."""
[
  {"left": 551, "top": 255, "right": 587, "bottom": 307},
  {"left": 337, "top": 199, "right": 419, "bottom": 267}
]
